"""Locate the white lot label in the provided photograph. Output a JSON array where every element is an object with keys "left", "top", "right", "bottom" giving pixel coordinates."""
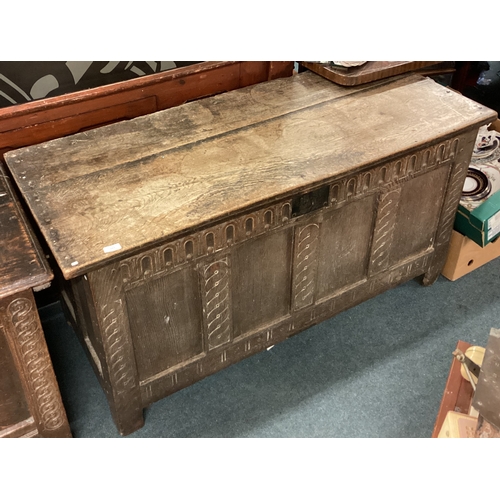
[{"left": 103, "top": 243, "right": 122, "bottom": 253}]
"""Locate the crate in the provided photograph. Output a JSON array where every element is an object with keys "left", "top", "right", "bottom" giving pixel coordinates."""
[{"left": 442, "top": 229, "right": 500, "bottom": 281}]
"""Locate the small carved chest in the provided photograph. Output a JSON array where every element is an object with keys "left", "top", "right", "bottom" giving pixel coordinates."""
[
  {"left": 4, "top": 72, "right": 496, "bottom": 435},
  {"left": 0, "top": 164, "right": 71, "bottom": 438}
]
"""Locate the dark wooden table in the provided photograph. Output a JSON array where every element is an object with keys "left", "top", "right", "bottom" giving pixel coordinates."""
[
  {"left": 5, "top": 71, "right": 497, "bottom": 435},
  {"left": 0, "top": 164, "right": 71, "bottom": 438}
]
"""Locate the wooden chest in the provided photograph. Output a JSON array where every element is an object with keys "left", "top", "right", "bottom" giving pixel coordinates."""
[
  {"left": 0, "top": 164, "right": 71, "bottom": 438},
  {"left": 4, "top": 72, "right": 496, "bottom": 435}
]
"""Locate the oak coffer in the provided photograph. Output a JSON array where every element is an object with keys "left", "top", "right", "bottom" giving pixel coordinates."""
[
  {"left": 4, "top": 72, "right": 497, "bottom": 435},
  {"left": 0, "top": 163, "right": 71, "bottom": 438}
]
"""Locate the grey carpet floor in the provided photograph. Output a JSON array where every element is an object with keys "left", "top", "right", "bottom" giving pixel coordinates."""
[{"left": 39, "top": 258, "right": 500, "bottom": 438}]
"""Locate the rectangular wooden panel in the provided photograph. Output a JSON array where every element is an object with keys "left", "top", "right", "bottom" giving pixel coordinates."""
[
  {"left": 126, "top": 267, "right": 203, "bottom": 381},
  {"left": 0, "top": 325, "right": 31, "bottom": 430},
  {"left": 317, "top": 195, "right": 377, "bottom": 299},
  {"left": 389, "top": 166, "right": 450, "bottom": 265},
  {"left": 232, "top": 229, "right": 293, "bottom": 337}
]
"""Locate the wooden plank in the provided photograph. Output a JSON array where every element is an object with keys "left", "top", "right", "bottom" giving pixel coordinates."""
[
  {"left": 472, "top": 328, "right": 500, "bottom": 430},
  {"left": 316, "top": 196, "right": 376, "bottom": 298},
  {"left": 432, "top": 340, "right": 473, "bottom": 438},
  {"left": 0, "top": 97, "right": 157, "bottom": 152},
  {"left": 126, "top": 266, "right": 204, "bottom": 380},
  {"left": 0, "top": 62, "right": 293, "bottom": 154},
  {"left": 0, "top": 62, "right": 236, "bottom": 123},
  {"left": 0, "top": 163, "right": 52, "bottom": 298},
  {"left": 7, "top": 72, "right": 390, "bottom": 189},
  {"left": 232, "top": 228, "right": 293, "bottom": 337},
  {"left": 5, "top": 73, "right": 496, "bottom": 281}
]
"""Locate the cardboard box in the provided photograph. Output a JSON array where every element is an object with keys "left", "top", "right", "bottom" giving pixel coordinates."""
[
  {"left": 437, "top": 411, "right": 478, "bottom": 438},
  {"left": 442, "top": 229, "right": 500, "bottom": 281},
  {"left": 455, "top": 192, "right": 500, "bottom": 246},
  {"left": 454, "top": 120, "right": 500, "bottom": 246}
]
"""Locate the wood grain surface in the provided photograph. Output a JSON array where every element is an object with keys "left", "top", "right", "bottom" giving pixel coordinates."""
[
  {"left": 0, "top": 62, "right": 294, "bottom": 156},
  {"left": 0, "top": 163, "right": 52, "bottom": 298},
  {"left": 4, "top": 72, "right": 496, "bottom": 280}
]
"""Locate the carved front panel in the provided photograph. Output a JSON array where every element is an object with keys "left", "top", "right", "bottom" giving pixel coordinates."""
[
  {"left": 112, "top": 137, "right": 461, "bottom": 379},
  {"left": 232, "top": 228, "right": 293, "bottom": 337},
  {"left": 388, "top": 165, "right": 450, "bottom": 266},
  {"left": 141, "top": 251, "right": 434, "bottom": 406},
  {"left": 329, "top": 137, "right": 459, "bottom": 208},
  {"left": 126, "top": 267, "right": 204, "bottom": 381},
  {"left": 316, "top": 195, "right": 377, "bottom": 300},
  {"left": 87, "top": 134, "right": 474, "bottom": 422},
  {"left": 119, "top": 199, "right": 294, "bottom": 291}
]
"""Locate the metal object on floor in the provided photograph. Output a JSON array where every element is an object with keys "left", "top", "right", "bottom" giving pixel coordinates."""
[
  {"left": 452, "top": 346, "right": 484, "bottom": 389},
  {"left": 472, "top": 328, "right": 500, "bottom": 431}
]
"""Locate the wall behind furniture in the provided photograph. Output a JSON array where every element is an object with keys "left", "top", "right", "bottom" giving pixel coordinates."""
[{"left": 0, "top": 61, "right": 202, "bottom": 108}]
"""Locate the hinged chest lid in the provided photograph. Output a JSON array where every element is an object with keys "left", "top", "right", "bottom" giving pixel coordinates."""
[{"left": 4, "top": 72, "right": 497, "bottom": 280}]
